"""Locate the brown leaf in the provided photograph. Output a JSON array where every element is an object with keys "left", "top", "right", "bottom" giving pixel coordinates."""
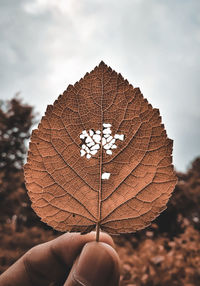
[{"left": 24, "top": 61, "right": 177, "bottom": 235}]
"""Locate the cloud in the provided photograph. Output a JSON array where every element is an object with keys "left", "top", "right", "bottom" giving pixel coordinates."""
[
  {"left": 0, "top": 0, "right": 200, "bottom": 171},
  {"left": 23, "top": 0, "right": 82, "bottom": 16}
]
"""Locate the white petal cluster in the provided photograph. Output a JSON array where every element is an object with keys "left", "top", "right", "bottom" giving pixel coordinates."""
[
  {"left": 102, "top": 123, "right": 117, "bottom": 155},
  {"left": 80, "top": 123, "right": 124, "bottom": 159},
  {"left": 80, "top": 129, "right": 101, "bottom": 159}
]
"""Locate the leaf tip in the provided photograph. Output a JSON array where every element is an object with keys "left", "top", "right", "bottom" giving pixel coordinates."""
[{"left": 99, "top": 60, "right": 107, "bottom": 67}]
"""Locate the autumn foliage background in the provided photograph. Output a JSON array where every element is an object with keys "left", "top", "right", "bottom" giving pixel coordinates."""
[{"left": 0, "top": 97, "right": 200, "bottom": 286}]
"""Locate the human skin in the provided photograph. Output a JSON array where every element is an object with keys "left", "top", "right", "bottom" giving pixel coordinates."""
[{"left": 0, "top": 232, "right": 120, "bottom": 286}]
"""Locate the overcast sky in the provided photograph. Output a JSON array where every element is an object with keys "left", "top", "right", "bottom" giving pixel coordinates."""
[{"left": 0, "top": 0, "right": 200, "bottom": 172}]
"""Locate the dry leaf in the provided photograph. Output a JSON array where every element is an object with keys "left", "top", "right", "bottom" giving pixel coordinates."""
[{"left": 24, "top": 62, "right": 177, "bottom": 237}]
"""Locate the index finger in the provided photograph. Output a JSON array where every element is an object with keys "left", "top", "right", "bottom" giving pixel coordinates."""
[{"left": 0, "top": 231, "right": 115, "bottom": 286}]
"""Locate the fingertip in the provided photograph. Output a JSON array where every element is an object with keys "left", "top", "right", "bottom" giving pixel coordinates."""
[
  {"left": 51, "top": 231, "right": 115, "bottom": 267},
  {"left": 82, "top": 231, "right": 115, "bottom": 248},
  {"left": 64, "top": 241, "right": 120, "bottom": 286},
  {"left": 96, "top": 241, "right": 120, "bottom": 267},
  {"left": 98, "top": 232, "right": 116, "bottom": 248}
]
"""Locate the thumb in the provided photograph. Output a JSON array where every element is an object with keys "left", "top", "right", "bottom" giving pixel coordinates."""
[{"left": 64, "top": 241, "right": 120, "bottom": 286}]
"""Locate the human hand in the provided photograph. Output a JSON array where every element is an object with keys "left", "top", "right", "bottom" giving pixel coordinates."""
[{"left": 0, "top": 232, "right": 120, "bottom": 286}]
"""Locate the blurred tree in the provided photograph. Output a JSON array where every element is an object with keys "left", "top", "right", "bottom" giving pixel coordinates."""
[
  {"left": 0, "top": 96, "right": 37, "bottom": 229},
  {"left": 154, "top": 157, "right": 200, "bottom": 237},
  {"left": 0, "top": 95, "right": 34, "bottom": 170}
]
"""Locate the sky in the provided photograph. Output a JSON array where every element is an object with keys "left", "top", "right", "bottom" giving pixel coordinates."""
[{"left": 0, "top": 0, "right": 200, "bottom": 172}]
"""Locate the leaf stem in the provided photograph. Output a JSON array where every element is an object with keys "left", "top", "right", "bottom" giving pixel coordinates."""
[
  {"left": 96, "top": 63, "right": 104, "bottom": 243},
  {"left": 96, "top": 222, "right": 100, "bottom": 242}
]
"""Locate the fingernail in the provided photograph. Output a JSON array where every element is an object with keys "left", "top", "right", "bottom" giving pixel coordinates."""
[{"left": 72, "top": 242, "right": 115, "bottom": 286}]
